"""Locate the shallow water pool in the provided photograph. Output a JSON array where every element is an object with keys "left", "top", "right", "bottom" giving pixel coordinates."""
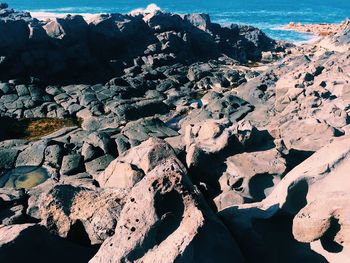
[{"left": 0, "top": 166, "right": 50, "bottom": 189}]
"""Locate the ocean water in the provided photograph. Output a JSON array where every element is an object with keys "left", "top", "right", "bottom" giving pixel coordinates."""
[{"left": 6, "top": 0, "right": 350, "bottom": 43}]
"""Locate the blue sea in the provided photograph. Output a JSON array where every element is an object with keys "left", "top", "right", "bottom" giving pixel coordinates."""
[{"left": 6, "top": 0, "right": 350, "bottom": 43}]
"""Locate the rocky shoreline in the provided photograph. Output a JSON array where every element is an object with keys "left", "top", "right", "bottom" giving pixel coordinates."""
[
  {"left": 284, "top": 19, "right": 350, "bottom": 38},
  {"left": 0, "top": 3, "right": 350, "bottom": 263}
]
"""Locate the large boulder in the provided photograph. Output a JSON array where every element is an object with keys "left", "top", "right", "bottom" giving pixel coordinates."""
[
  {"left": 220, "top": 138, "right": 350, "bottom": 262},
  {"left": 278, "top": 118, "right": 341, "bottom": 152},
  {"left": 183, "top": 13, "right": 211, "bottom": 31},
  {"left": 44, "top": 15, "right": 88, "bottom": 44},
  {"left": 144, "top": 11, "right": 184, "bottom": 33},
  {"left": 91, "top": 154, "right": 244, "bottom": 262}
]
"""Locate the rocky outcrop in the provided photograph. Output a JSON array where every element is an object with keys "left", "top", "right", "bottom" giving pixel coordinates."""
[
  {"left": 91, "top": 140, "right": 244, "bottom": 263},
  {"left": 318, "top": 20, "right": 350, "bottom": 51},
  {"left": 0, "top": 6, "right": 281, "bottom": 83},
  {"left": 220, "top": 138, "right": 350, "bottom": 262}
]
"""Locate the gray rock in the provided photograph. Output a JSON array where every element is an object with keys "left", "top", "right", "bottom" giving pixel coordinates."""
[
  {"left": 0, "top": 205, "right": 25, "bottom": 225},
  {"left": 85, "top": 132, "right": 117, "bottom": 157},
  {"left": 85, "top": 154, "right": 114, "bottom": 175},
  {"left": 187, "top": 62, "right": 212, "bottom": 81},
  {"left": 44, "top": 144, "right": 64, "bottom": 169},
  {"left": 60, "top": 154, "right": 84, "bottom": 175},
  {"left": 45, "top": 86, "right": 64, "bottom": 96},
  {"left": 81, "top": 142, "right": 103, "bottom": 162},
  {"left": 15, "top": 140, "right": 48, "bottom": 167},
  {"left": 121, "top": 117, "right": 178, "bottom": 142},
  {"left": 0, "top": 188, "right": 26, "bottom": 225},
  {"left": 0, "top": 83, "right": 13, "bottom": 94},
  {"left": 0, "top": 148, "right": 19, "bottom": 170},
  {"left": 15, "top": 85, "right": 29, "bottom": 96},
  {"left": 114, "top": 134, "right": 130, "bottom": 155}
]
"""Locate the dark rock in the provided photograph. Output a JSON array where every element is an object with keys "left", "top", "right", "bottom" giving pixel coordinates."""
[
  {"left": 114, "top": 134, "right": 130, "bottom": 155},
  {"left": 0, "top": 3, "right": 8, "bottom": 9},
  {"left": 44, "top": 15, "right": 88, "bottom": 44},
  {"left": 60, "top": 154, "right": 84, "bottom": 175},
  {"left": 121, "top": 117, "right": 178, "bottom": 142},
  {"left": 0, "top": 148, "right": 19, "bottom": 170},
  {"left": 85, "top": 154, "right": 114, "bottom": 175},
  {"left": 15, "top": 140, "right": 48, "bottom": 167}
]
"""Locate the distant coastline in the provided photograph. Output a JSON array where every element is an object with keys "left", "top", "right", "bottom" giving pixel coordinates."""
[
  {"left": 28, "top": 5, "right": 323, "bottom": 45},
  {"left": 14, "top": 0, "right": 350, "bottom": 43}
]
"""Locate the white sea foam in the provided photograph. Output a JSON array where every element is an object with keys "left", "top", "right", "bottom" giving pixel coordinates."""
[
  {"left": 129, "top": 4, "right": 161, "bottom": 16},
  {"left": 30, "top": 3, "right": 162, "bottom": 21}
]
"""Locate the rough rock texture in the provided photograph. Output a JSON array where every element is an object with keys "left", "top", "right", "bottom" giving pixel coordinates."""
[
  {"left": 38, "top": 184, "right": 126, "bottom": 244},
  {"left": 217, "top": 148, "right": 287, "bottom": 207},
  {"left": 91, "top": 142, "right": 243, "bottom": 263},
  {"left": 0, "top": 7, "right": 281, "bottom": 83},
  {"left": 220, "top": 138, "right": 350, "bottom": 262}
]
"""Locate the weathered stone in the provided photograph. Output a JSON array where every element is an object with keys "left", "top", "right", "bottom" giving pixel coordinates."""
[
  {"left": 117, "top": 137, "right": 177, "bottom": 173},
  {"left": 0, "top": 148, "right": 19, "bottom": 170},
  {"left": 44, "top": 144, "right": 63, "bottom": 169},
  {"left": 220, "top": 148, "right": 286, "bottom": 202},
  {"left": 114, "top": 134, "right": 130, "bottom": 155},
  {"left": 39, "top": 185, "right": 126, "bottom": 245},
  {"left": 220, "top": 138, "right": 350, "bottom": 263},
  {"left": 97, "top": 161, "right": 145, "bottom": 189},
  {"left": 15, "top": 140, "right": 47, "bottom": 167},
  {"left": 60, "top": 154, "right": 84, "bottom": 175},
  {"left": 90, "top": 156, "right": 243, "bottom": 263},
  {"left": 121, "top": 117, "right": 178, "bottom": 142},
  {"left": 85, "top": 154, "right": 114, "bottom": 175}
]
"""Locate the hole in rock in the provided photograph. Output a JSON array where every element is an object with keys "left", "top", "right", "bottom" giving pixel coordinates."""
[
  {"left": 248, "top": 173, "right": 276, "bottom": 202},
  {"left": 320, "top": 217, "right": 343, "bottom": 253},
  {"left": 257, "top": 84, "right": 268, "bottom": 92},
  {"left": 284, "top": 149, "right": 314, "bottom": 174},
  {"left": 67, "top": 220, "right": 92, "bottom": 247},
  {"left": 154, "top": 190, "right": 184, "bottom": 244},
  {"left": 231, "top": 178, "right": 244, "bottom": 190},
  {"left": 281, "top": 179, "right": 308, "bottom": 216}
]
